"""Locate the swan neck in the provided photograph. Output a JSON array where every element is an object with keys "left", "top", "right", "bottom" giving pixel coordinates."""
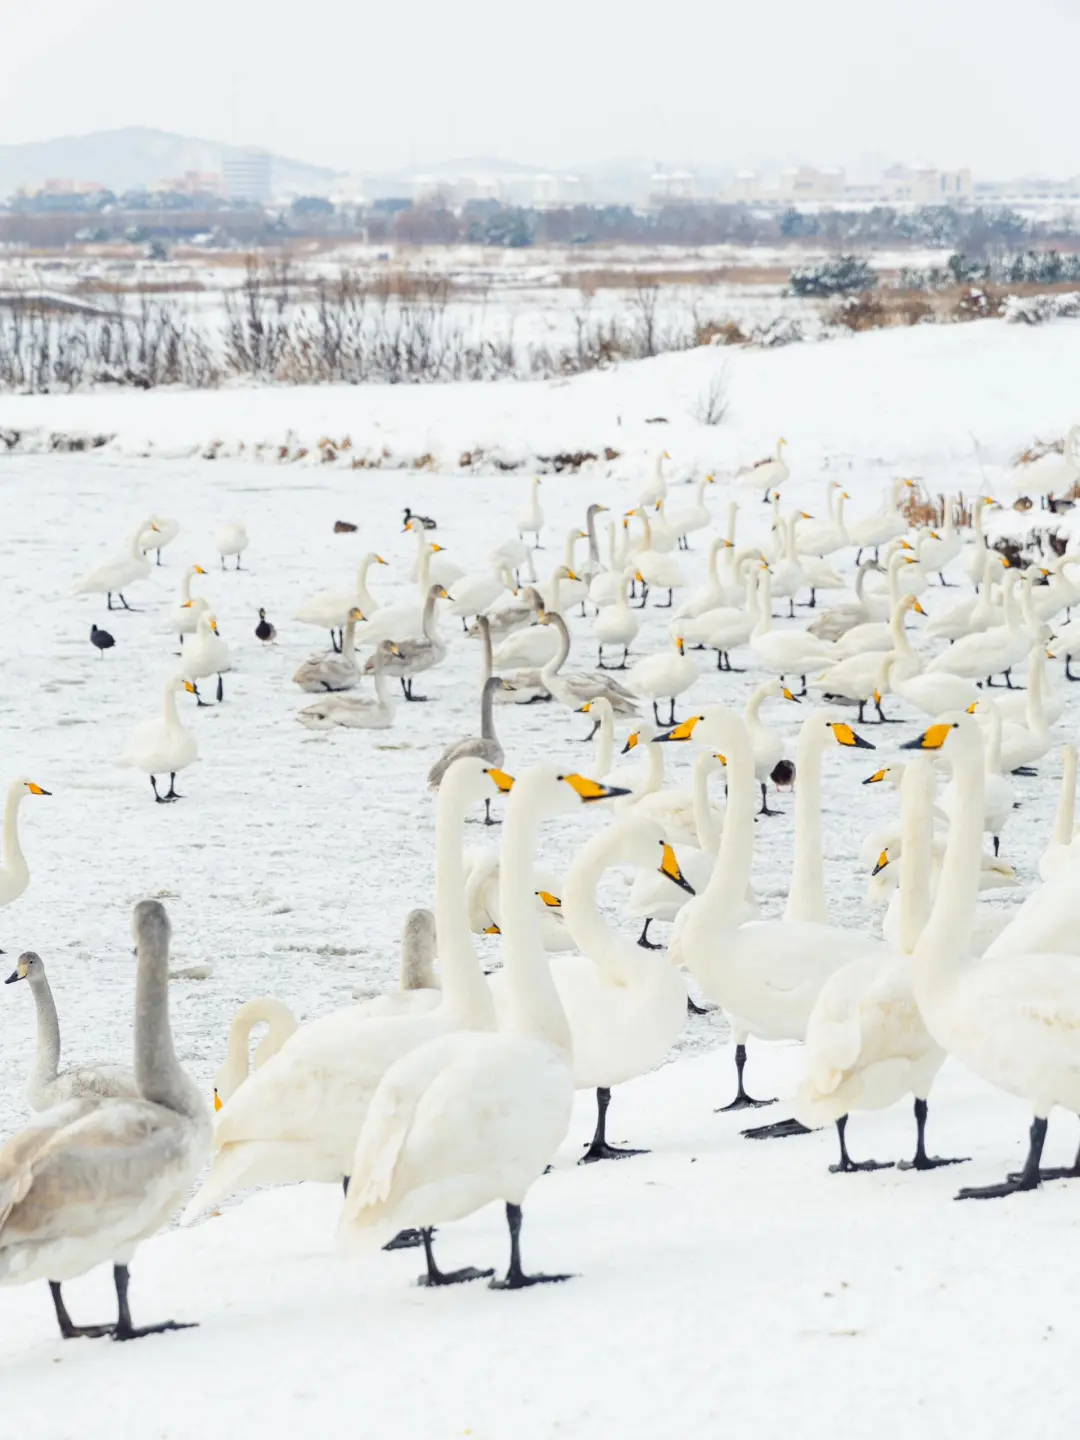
[
  {"left": 692, "top": 756, "right": 721, "bottom": 853},
  {"left": 433, "top": 771, "right": 494, "bottom": 1024},
  {"left": 479, "top": 676, "right": 500, "bottom": 741},
  {"left": 3, "top": 785, "right": 25, "bottom": 872},
  {"left": 28, "top": 971, "right": 61, "bottom": 1088},
  {"left": 134, "top": 928, "right": 201, "bottom": 1118},
  {"left": 898, "top": 758, "right": 933, "bottom": 953},
  {"left": 480, "top": 618, "right": 493, "bottom": 682},
  {"left": 162, "top": 682, "right": 183, "bottom": 731},
  {"left": 1054, "top": 745, "right": 1077, "bottom": 846},
  {"left": 914, "top": 723, "right": 984, "bottom": 983},
  {"left": 699, "top": 719, "right": 756, "bottom": 920},
  {"left": 541, "top": 613, "right": 572, "bottom": 680},
  {"left": 783, "top": 722, "right": 828, "bottom": 925},
  {"left": 499, "top": 774, "right": 572, "bottom": 1055},
  {"left": 561, "top": 828, "right": 643, "bottom": 984}
]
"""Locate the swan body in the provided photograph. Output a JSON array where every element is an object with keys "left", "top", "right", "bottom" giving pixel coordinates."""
[
  {"left": 118, "top": 678, "right": 199, "bottom": 797},
  {"left": 170, "top": 565, "right": 209, "bottom": 637},
  {"left": 215, "top": 522, "right": 249, "bottom": 567},
  {"left": 626, "top": 635, "right": 698, "bottom": 724},
  {"left": 298, "top": 642, "right": 396, "bottom": 728},
  {"left": 1040, "top": 744, "right": 1078, "bottom": 881},
  {"left": 637, "top": 451, "right": 669, "bottom": 507},
  {"left": 296, "top": 554, "right": 388, "bottom": 633},
  {"left": 293, "top": 607, "right": 363, "bottom": 692},
  {"left": 74, "top": 519, "right": 156, "bottom": 602},
  {"left": 139, "top": 515, "right": 179, "bottom": 561},
  {"left": 179, "top": 611, "right": 231, "bottom": 696},
  {"left": 6, "top": 952, "right": 138, "bottom": 1112},
  {"left": 337, "top": 767, "right": 615, "bottom": 1273},
  {"left": 1013, "top": 426, "right": 1080, "bottom": 500},
  {"left": 625, "top": 510, "right": 686, "bottom": 599},
  {"left": 749, "top": 570, "right": 837, "bottom": 679},
  {"left": 0, "top": 902, "right": 210, "bottom": 1340},
  {"left": 666, "top": 475, "right": 716, "bottom": 546},
  {"left": 739, "top": 438, "right": 788, "bottom": 496},
  {"left": 446, "top": 564, "right": 516, "bottom": 623},
  {"left": 533, "top": 611, "right": 638, "bottom": 715},
  {"left": 593, "top": 572, "right": 641, "bottom": 666},
  {"left": 516, "top": 477, "right": 544, "bottom": 545}
]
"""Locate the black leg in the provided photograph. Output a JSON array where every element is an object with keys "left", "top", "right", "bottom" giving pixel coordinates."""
[
  {"left": 637, "top": 918, "right": 662, "bottom": 950},
  {"left": 164, "top": 773, "right": 182, "bottom": 801},
  {"left": 828, "top": 1114, "right": 894, "bottom": 1173},
  {"left": 956, "top": 1116, "right": 1048, "bottom": 1200},
  {"left": 50, "top": 1281, "right": 115, "bottom": 1339},
  {"left": 107, "top": 592, "right": 114, "bottom": 610},
  {"left": 1068, "top": 657, "right": 1079, "bottom": 682},
  {"left": 1023, "top": 1124, "right": 1080, "bottom": 1182},
  {"left": 993, "top": 835, "right": 1000, "bottom": 858},
  {"left": 194, "top": 685, "right": 211, "bottom": 707},
  {"left": 236, "top": 555, "right": 242, "bottom": 570},
  {"left": 416, "top": 1227, "right": 493, "bottom": 1287},
  {"left": 874, "top": 694, "right": 902, "bottom": 723},
  {"left": 580, "top": 1086, "right": 647, "bottom": 1163},
  {"left": 111, "top": 1264, "right": 196, "bottom": 1342},
  {"left": 383, "top": 1228, "right": 427, "bottom": 1251},
  {"left": 743, "top": 1116, "right": 815, "bottom": 1139},
  {"left": 483, "top": 797, "right": 500, "bottom": 827},
  {"left": 759, "top": 781, "right": 781, "bottom": 816},
  {"left": 857, "top": 700, "right": 866, "bottom": 725},
  {"left": 150, "top": 776, "right": 165, "bottom": 804},
  {"left": 716, "top": 1042, "right": 776, "bottom": 1112},
  {"left": 897, "top": 1097, "right": 968, "bottom": 1171},
  {"left": 216, "top": 674, "right": 224, "bottom": 703},
  {"left": 667, "top": 697, "right": 677, "bottom": 727},
  {"left": 118, "top": 593, "right": 135, "bottom": 611},
  {"left": 652, "top": 700, "right": 662, "bottom": 725},
  {"left": 489, "top": 1203, "right": 573, "bottom": 1289},
  {"left": 342, "top": 1175, "right": 349, "bottom": 1195},
  {"left": 221, "top": 555, "right": 226, "bottom": 571},
  {"left": 687, "top": 994, "right": 712, "bottom": 1014}
]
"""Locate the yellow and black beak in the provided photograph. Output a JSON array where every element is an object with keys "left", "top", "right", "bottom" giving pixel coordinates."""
[
  {"left": 828, "top": 723, "right": 875, "bottom": 751},
  {"left": 781, "top": 686, "right": 800, "bottom": 704},
  {"left": 486, "top": 768, "right": 515, "bottom": 794},
  {"left": 213, "top": 1088, "right": 222, "bottom": 1112},
  {"left": 536, "top": 890, "right": 562, "bottom": 909},
  {"left": 483, "top": 923, "right": 501, "bottom": 935},
  {"left": 862, "top": 768, "right": 888, "bottom": 785},
  {"left": 183, "top": 680, "right": 197, "bottom": 694},
  {"left": 26, "top": 783, "right": 51, "bottom": 796},
  {"left": 560, "top": 774, "right": 631, "bottom": 803},
  {"left": 966, "top": 701, "right": 979, "bottom": 715},
  {"left": 901, "top": 722, "right": 956, "bottom": 751},
  {"left": 621, "top": 731, "right": 641, "bottom": 754},
  {"left": 577, "top": 702, "right": 593, "bottom": 714},
  {"left": 655, "top": 715, "right": 702, "bottom": 743},
  {"left": 871, "top": 850, "right": 890, "bottom": 876},
  {"left": 658, "top": 842, "right": 695, "bottom": 895}
]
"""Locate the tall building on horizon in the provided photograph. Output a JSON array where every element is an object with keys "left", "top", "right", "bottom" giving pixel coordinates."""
[{"left": 223, "top": 148, "right": 272, "bottom": 204}]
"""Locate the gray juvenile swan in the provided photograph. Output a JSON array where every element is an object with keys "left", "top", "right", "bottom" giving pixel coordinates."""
[
  {"left": 427, "top": 664, "right": 509, "bottom": 826},
  {"left": 0, "top": 900, "right": 211, "bottom": 1341},
  {"left": 5, "top": 952, "right": 138, "bottom": 1112}
]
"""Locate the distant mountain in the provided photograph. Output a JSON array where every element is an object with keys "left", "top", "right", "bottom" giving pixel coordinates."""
[{"left": 0, "top": 127, "right": 339, "bottom": 197}]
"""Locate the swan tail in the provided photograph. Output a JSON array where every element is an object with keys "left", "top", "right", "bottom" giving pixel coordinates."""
[
  {"left": 181, "top": 1140, "right": 311, "bottom": 1222},
  {"left": 337, "top": 1089, "right": 418, "bottom": 1246}
]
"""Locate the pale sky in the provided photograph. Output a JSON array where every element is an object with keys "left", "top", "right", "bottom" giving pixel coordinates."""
[{"left": 2, "top": 0, "right": 1078, "bottom": 178}]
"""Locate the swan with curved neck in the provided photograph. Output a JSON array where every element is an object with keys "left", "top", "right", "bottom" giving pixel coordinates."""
[
  {"left": 184, "top": 758, "right": 509, "bottom": 1217},
  {"left": 579, "top": 697, "right": 616, "bottom": 776},
  {"left": 213, "top": 997, "right": 298, "bottom": 1108},
  {"left": 537, "top": 611, "right": 639, "bottom": 715},
  {"left": 662, "top": 708, "right": 888, "bottom": 1111},
  {"left": 0, "top": 778, "right": 50, "bottom": 910},
  {"left": 339, "top": 765, "right": 627, "bottom": 1286},
  {"left": 0, "top": 900, "right": 210, "bottom": 1340},
  {"left": 118, "top": 678, "right": 199, "bottom": 803},
  {"left": 899, "top": 714, "right": 1080, "bottom": 1197}
]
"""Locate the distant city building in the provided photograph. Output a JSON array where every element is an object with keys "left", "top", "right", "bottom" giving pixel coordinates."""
[
  {"left": 780, "top": 166, "right": 845, "bottom": 200},
  {"left": 881, "top": 164, "right": 972, "bottom": 204},
  {"left": 223, "top": 149, "right": 272, "bottom": 204},
  {"left": 159, "top": 171, "right": 223, "bottom": 198},
  {"left": 648, "top": 169, "right": 697, "bottom": 205}
]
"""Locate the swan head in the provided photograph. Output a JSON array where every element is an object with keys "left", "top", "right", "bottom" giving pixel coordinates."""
[
  {"left": 434, "top": 585, "right": 451, "bottom": 600},
  {"left": 899, "top": 712, "right": 971, "bottom": 754},
  {"left": 871, "top": 848, "right": 891, "bottom": 877},
  {"left": 862, "top": 764, "right": 902, "bottom": 787},
  {"left": 5, "top": 951, "right": 43, "bottom": 985},
  {"left": 207, "top": 616, "right": 220, "bottom": 635},
  {"left": 536, "top": 890, "right": 561, "bottom": 909},
  {"left": 347, "top": 606, "right": 366, "bottom": 623},
  {"left": 512, "top": 764, "right": 630, "bottom": 816},
  {"left": 14, "top": 779, "right": 51, "bottom": 798},
  {"left": 654, "top": 714, "right": 703, "bottom": 743},
  {"left": 132, "top": 898, "right": 170, "bottom": 955}
]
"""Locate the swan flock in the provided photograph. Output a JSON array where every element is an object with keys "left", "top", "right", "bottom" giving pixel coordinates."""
[{"left": 6, "top": 435, "right": 1080, "bottom": 1350}]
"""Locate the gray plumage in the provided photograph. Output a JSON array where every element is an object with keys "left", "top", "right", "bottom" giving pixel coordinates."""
[
  {"left": 427, "top": 676, "right": 506, "bottom": 789},
  {"left": 0, "top": 901, "right": 210, "bottom": 1336},
  {"left": 5, "top": 952, "right": 139, "bottom": 1112},
  {"left": 400, "top": 909, "right": 438, "bottom": 991},
  {"left": 366, "top": 584, "right": 446, "bottom": 680}
]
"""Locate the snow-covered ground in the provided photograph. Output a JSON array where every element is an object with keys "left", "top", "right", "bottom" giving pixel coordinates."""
[{"left": 1, "top": 314, "right": 1079, "bottom": 1436}]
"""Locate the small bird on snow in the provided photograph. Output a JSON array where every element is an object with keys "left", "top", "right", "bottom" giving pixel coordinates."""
[{"left": 90, "top": 623, "right": 115, "bottom": 658}]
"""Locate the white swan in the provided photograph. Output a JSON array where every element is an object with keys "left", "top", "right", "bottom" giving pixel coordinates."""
[
  {"left": 743, "top": 678, "right": 800, "bottom": 815},
  {"left": 739, "top": 438, "right": 788, "bottom": 497},
  {"left": 679, "top": 560, "right": 761, "bottom": 672},
  {"left": 847, "top": 478, "right": 911, "bottom": 563},
  {"left": 796, "top": 484, "right": 849, "bottom": 558},
  {"left": 184, "top": 759, "right": 510, "bottom": 1214},
  {"left": 446, "top": 562, "right": 516, "bottom": 630},
  {"left": 139, "top": 514, "right": 179, "bottom": 564},
  {"left": 667, "top": 474, "right": 716, "bottom": 549},
  {"left": 0, "top": 778, "right": 50, "bottom": 911},
  {"left": 593, "top": 570, "right": 641, "bottom": 669},
  {"left": 624, "top": 508, "right": 686, "bottom": 605},
  {"left": 213, "top": 997, "right": 299, "bottom": 1108},
  {"left": 924, "top": 566, "right": 1030, "bottom": 685},
  {"left": 517, "top": 476, "right": 544, "bottom": 547},
  {"left": 900, "top": 713, "right": 1080, "bottom": 1197},
  {"left": 917, "top": 498, "right": 962, "bottom": 581},
  {"left": 666, "top": 708, "right": 887, "bottom": 1111},
  {"left": 0, "top": 900, "right": 210, "bottom": 1339},
  {"left": 533, "top": 611, "right": 638, "bottom": 716},
  {"left": 296, "top": 553, "right": 389, "bottom": 648},
  {"left": 881, "top": 654, "right": 979, "bottom": 720},
  {"left": 793, "top": 756, "right": 958, "bottom": 1172},
  {"left": 405, "top": 523, "right": 463, "bottom": 586},
  {"left": 74, "top": 518, "right": 157, "bottom": 610},
  {"left": 626, "top": 633, "right": 698, "bottom": 728},
  {"left": 427, "top": 675, "right": 507, "bottom": 825},
  {"left": 492, "top": 815, "right": 687, "bottom": 1161},
  {"left": 170, "top": 564, "right": 209, "bottom": 643},
  {"left": 942, "top": 696, "right": 1014, "bottom": 855},
  {"left": 637, "top": 450, "right": 669, "bottom": 507},
  {"left": 5, "top": 951, "right": 138, "bottom": 1111},
  {"left": 673, "top": 535, "right": 736, "bottom": 619},
  {"left": 749, "top": 569, "right": 837, "bottom": 688},
  {"left": 337, "top": 766, "right": 623, "bottom": 1286},
  {"left": 118, "top": 677, "right": 199, "bottom": 803},
  {"left": 215, "top": 521, "right": 249, "bottom": 570},
  {"left": 807, "top": 561, "right": 885, "bottom": 643},
  {"left": 1013, "top": 425, "right": 1079, "bottom": 503},
  {"left": 180, "top": 611, "right": 232, "bottom": 704},
  {"left": 297, "top": 640, "right": 397, "bottom": 729},
  {"left": 292, "top": 606, "right": 364, "bottom": 693}
]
